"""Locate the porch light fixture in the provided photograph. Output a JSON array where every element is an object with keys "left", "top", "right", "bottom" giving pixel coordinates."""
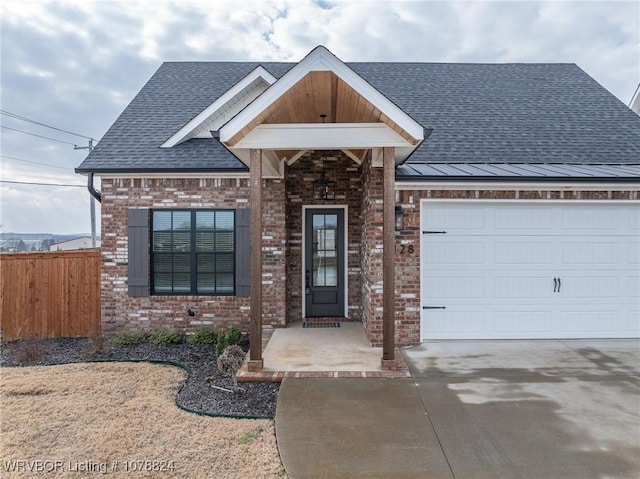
[
  {"left": 395, "top": 206, "right": 404, "bottom": 231},
  {"left": 313, "top": 169, "right": 336, "bottom": 200}
]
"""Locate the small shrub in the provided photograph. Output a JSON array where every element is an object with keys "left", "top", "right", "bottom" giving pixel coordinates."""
[
  {"left": 186, "top": 326, "right": 217, "bottom": 345},
  {"left": 226, "top": 326, "right": 241, "bottom": 346},
  {"left": 149, "top": 328, "right": 181, "bottom": 346},
  {"left": 216, "top": 333, "right": 229, "bottom": 357},
  {"left": 216, "top": 326, "right": 242, "bottom": 356},
  {"left": 111, "top": 331, "right": 146, "bottom": 346}
]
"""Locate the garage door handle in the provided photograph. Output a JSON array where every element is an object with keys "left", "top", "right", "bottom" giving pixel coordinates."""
[
  {"left": 423, "top": 306, "right": 447, "bottom": 310},
  {"left": 553, "top": 277, "right": 562, "bottom": 293}
]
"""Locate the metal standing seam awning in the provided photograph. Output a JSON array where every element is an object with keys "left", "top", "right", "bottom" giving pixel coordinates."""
[{"left": 395, "top": 163, "right": 640, "bottom": 181}]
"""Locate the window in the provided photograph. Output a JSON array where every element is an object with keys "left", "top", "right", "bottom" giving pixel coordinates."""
[{"left": 151, "top": 210, "right": 235, "bottom": 295}]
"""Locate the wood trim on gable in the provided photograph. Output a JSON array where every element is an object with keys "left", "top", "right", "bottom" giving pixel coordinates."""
[{"left": 219, "top": 46, "right": 424, "bottom": 147}]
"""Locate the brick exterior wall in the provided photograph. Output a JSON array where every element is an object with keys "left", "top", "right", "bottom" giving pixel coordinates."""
[
  {"left": 360, "top": 155, "right": 384, "bottom": 344},
  {"left": 99, "top": 177, "right": 286, "bottom": 337},
  {"left": 285, "top": 151, "right": 363, "bottom": 323},
  {"left": 99, "top": 173, "right": 638, "bottom": 348}
]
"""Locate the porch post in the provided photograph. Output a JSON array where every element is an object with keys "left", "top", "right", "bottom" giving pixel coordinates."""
[
  {"left": 382, "top": 146, "right": 396, "bottom": 364},
  {"left": 248, "top": 148, "right": 264, "bottom": 371}
]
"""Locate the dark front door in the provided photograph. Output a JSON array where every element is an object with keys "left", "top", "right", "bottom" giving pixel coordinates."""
[{"left": 305, "top": 209, "right": 345, "bottom": 317}]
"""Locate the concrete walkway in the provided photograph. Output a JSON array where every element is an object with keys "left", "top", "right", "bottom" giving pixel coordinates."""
[
  {"left": 275, "top": 340, "right": 640, "bottom": 479},
  {"left": 276, "top": 377, "right": 452, "bottom": 479}
]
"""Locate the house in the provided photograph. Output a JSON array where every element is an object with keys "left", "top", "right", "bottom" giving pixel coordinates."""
[
  {"left": 50, "top": 236, "right": 101, "bottom": 251},
  {"left": 76, "top": 46, "right": 640, "bottom": 370}
]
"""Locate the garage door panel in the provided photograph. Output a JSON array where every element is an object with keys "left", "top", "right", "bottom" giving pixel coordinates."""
[
  {"left": 421, "top": 201, "right": 640, "bottom": 341},
  {"left": 629, "top": 243, "right": 639, "bottom": 264},
  {"left": 425, "top": 208, "right": 485, "bottom": 231},
  {"left": 627, "top": 311, "right": 640, "bottom": 332},
  {"left": 560, "top": 275, "right": 618, "bottom": 298},
  {"left": 423, "top": 310, "right": 485, "bottom": 337},
  {"left": 493, "top": 311, "right": 553, "bottom": 334},
  {"left": 561, "top": 207, "right": 622, "bottom": 231},
  {"left": 625, "top": 207, "right": 640, "bottom": 230},
  {"left": 495, "top": 242, "right": 553, "bottom": 264},
  {"left": 494, "top": 276, "right": 552, "bottom": 298},
  {"left": 423, "top": 276, "right": 484, "bottom": 298},
  {"left": 425, "top": 242, "right": 484, "bottom": 264},
  {"left": 561, "top": 310, "right": 622, "bottom": 333},
  {"left": 561, "top": 242, "right": 618, "bottom": 264},
  {"left": 495, "top": 208, "right": 553, "bottom": 231}
]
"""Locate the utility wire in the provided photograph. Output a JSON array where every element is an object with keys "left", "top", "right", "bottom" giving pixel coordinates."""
[
  {"left": 0, "top": 180, "right": 85, "bottom": 188},
  {"left": 1, "top": 154, "right": 72, "bottom": 171},
  {"left": 0, "top": 110, "right": 95, "bottom": 140},
  {"left": 1, "top": 125, "right": 79, "bottom": 146}
]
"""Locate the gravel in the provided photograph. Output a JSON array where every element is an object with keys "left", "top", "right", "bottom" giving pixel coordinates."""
[{"left": 0, "top": 336, "right": 279, "bottom": 418}]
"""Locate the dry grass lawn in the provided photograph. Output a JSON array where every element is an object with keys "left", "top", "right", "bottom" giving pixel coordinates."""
[{"left": 0, "top": 363, "right": 286, "bottom": 478}]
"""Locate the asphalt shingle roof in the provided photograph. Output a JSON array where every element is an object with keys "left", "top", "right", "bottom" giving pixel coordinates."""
[{"left": 76, "top": 61, "right": 640, "bottom": 178}]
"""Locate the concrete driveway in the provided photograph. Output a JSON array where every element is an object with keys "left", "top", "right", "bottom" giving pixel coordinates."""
[
  {"left": 403, "top": 340, "right": 640, "bottom": 479},
  {"left": 276, "top": 340, "right": 640, "bottom": 479}
]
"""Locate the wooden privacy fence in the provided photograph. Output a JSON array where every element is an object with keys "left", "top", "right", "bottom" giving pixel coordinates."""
[{"left": 0, "top": 251, "right": 101, "bottom": 340}]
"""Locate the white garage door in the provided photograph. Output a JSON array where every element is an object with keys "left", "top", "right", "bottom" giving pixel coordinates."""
[{"left": 420, "top": 201, "right": 640, "bottom": 340}]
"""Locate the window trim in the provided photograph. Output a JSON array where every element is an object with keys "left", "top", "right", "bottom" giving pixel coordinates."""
[{"left": 150, "top": 208, "right": 236, "bottom": 296}]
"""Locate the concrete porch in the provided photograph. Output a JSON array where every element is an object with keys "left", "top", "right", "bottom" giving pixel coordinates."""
[{"left": 238, "top": 322, "right": 409, "bottom": 382}]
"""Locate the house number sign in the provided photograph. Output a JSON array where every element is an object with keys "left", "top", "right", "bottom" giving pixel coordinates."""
[{"left": 396, "top": 244, "right": 415, "bottom": 254}]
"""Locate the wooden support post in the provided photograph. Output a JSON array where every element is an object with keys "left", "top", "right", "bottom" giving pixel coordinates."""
[
  {"left": 248, "top": 148, "right": 263, "bottom": 371},
  {"left": 382, "top": 146, "right": 396, "bottom": 365}
]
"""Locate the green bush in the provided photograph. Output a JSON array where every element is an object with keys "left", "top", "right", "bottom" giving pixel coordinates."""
[
  {"left": 226, "top": 326, "right": 241, "bottom": 346},
  {"left": 215, "top": 326, "right": 242, "bottom": 356},
  {"left": 112, "top": 331, "right": 146, "bottom": 346},
  {"left": 186, "top": 326, "right": 217, "bottom": 345},
  {"left": 216, "top": 333, "right": 229, "bottom": 357},
  {"left": 149, "top": 328, "right": 181, "bottom": 346}
]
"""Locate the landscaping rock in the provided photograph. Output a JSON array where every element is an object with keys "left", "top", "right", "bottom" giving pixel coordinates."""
[{"left": 0, "top": 337, "right": 279, "bottom": 418}]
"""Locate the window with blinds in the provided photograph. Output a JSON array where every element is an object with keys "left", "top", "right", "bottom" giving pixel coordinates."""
[{"left": 151, "top": 210, "right": 235, "bottom": 295}]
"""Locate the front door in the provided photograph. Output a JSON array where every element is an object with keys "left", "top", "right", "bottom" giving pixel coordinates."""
[{"left": 305, "top": 208, "right": 345, "bottom": 317}]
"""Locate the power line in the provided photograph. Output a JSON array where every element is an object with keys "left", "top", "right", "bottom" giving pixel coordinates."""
[
  {"left": 1, "top": 125, "right": 79, "bottom": 146},
  {"left": 1, "top": 154, "right": 72, "bottom": 171},
  {"left": 0, "top": 180, "right": 85, "bottom": 188},
  {"left": 0, "top": 110, "right": 95, "bottom": 140}
]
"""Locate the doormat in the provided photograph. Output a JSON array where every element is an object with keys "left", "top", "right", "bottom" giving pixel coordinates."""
[{"left": 303, "top": 321, "right": 341, "bottom": 329}]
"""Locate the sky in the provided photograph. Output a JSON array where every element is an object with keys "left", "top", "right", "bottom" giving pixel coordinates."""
[{"left": 1, "top": 0, "right": 638, "bottom": 234}]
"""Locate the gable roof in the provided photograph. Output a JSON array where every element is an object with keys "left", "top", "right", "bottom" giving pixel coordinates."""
[
  {"left": 161, "top": 66, "right": 277, "bottom": 148},
  {"left": 76, "top": 58, "right": 640, "bottom": 178},
  {"left": 219, "top": 46, "right": 424, "bottom": 149}
]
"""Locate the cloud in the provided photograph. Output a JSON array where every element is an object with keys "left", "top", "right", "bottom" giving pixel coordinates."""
[{"left": 1, "top": 0, "right": 638, "bottom": 233}]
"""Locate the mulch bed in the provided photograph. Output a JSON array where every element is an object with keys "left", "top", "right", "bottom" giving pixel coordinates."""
[{"left": 0, "top": 336, "right": 279, "bottom": 418}]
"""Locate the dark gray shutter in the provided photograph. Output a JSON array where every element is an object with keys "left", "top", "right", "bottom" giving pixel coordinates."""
[
  {"left": 235, "top": 209, "right": 250, "bottom": 297},
  {"left": 128, "top": 209, "right": 150, "bottom": 297}
]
